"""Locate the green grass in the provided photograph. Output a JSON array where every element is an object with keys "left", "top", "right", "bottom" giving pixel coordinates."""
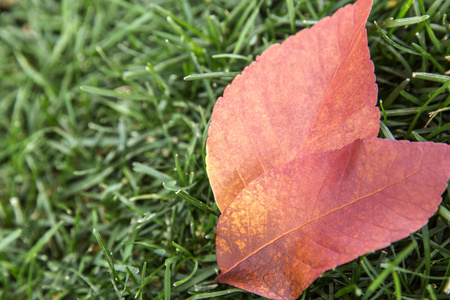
[{"left": 0, "top": 0, "right": 449, "bottom": 299}]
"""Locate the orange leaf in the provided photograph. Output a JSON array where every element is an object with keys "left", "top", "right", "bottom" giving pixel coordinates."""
[
  {"left": 206, "top": 0, "right": 379, "bottom": 212},
  {"left": 216, "top": 138, "right": 450, "bottom": 300},
  {"left": 206, "top": 0, "right": 450, "bottom": 298}
]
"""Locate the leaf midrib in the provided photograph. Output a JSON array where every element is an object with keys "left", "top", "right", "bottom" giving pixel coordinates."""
[{"left": 221, "top": 152, "right": 443, "bottom": 276}]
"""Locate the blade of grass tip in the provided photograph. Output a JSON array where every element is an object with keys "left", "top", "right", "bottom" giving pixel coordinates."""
[
  {"left": 408, "top": 233, "right": 421, "bottom": 261},
  {"left": 270, "top": 14, "right": 317, "bottom": 27},
  {"left": 143, "top": 263, "right": 165, "bottom": 287},
  {"left": 172, "top": 241, "right": 192, "bottom": 257},
  {"left": 122, "top": 166, "right": 137, "bottom": 191},
  {"left": 369, "top": 15, "right": 429, "bottom": 31},
  {"left": 415, "top": 30, "right": 427, "bottom": 54},
  {"left": 174, "top": 154, "right": 186, "bottom": 186},
  {"left": 187, "top": 52, "right": 215, "bottom": 101},
  {"left": 165, "top": 16, "right": 204, "bottom": 57},
  {"left": 443, "top": 14, "right": 450, "bottom": 32},
  {"left": 438, "top": 267, "right": 450, "bottom": 294},
  {"left": 334, "top": 267, "right": 352, "bottom": 285},
  {"left": 100, "top": 183, "right": 122, "bottom": 201},
  {"left": 92, "top": 229, "right": 124, "bottom": 287},
  {"left": 374, "top": 21, "right": 421, "bottom": 56},
  {"left": 383, "top": 78, "right": 410, "bottom": 108},
  {"left": 379, "top": 100, "right": 388, "bottom": 124},
  {"left": 286, "top": 16, "right": 318, "bottom": 27},
  {"left": 412, "top": 72, "right": 450, "bottom": 83},
  {"left": 183, "top": 72, "right": 239, "bottom": 81},
  {"left": 173, "top": 259, "right": 198, "bottom": 287},
  {"left": 333, "top": 284, "right": 359, "bottom": 298},
  {"left": 150, "top": 4, "right": 211, "bottom": 42},
  {"left": 363, "top": 242, "right": 417, "bottom": 300},
  {"left": 205, "top": 14, "right": 221, "bottom": 49},
  {"left": 212, "top": 53, "right": 253, "bottom": 62},
  {"left": 426, "top": 284, "right": 438, "bottom": 300},
  {"left": 164, "top": 256, "right": 180, "bottom": 300},
  {"left": 379, "top": 121, "right": 396, "bottom": 140},
  {"left": 163, "top": 181, "right": 197, "bottom": 192},
  {"left": 376, "top": 250, "right": 389, "bottom": 273},
  {"left": 80, "top": 85, "right": 150, "bottom": 100},
  {"left": 351, "top": 259, "right": 364, "bottom": 283},
  {"left": 201, "top": 120, "right": 210, "bottom": 171},
  {"left": 188, "top": 171, "right": 196, "bottom": 186},
  {"left": 136, "top": 261, "right": 147, "bottom": 300},
  {"left": 438, "top": 206, "right": 450, "bottom": 226},
  {"left": 185, "top": 289, "right": 243, "bottom": 299},
  {"left": 377, "top": 65, "right": 410, "bottom": 81},
  {"left": 110, "top": 276, "right": 122, "bottom": 297},
  {"left": 175, "top": 190, "right": 218, "bottom": 216},
  {"left": 9, "top": 197, "right": 23, "bottom": 226}
]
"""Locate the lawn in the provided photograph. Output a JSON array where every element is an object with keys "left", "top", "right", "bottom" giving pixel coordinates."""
[{"left": 0, "top": 0, "right": 449, "bottom": 299}]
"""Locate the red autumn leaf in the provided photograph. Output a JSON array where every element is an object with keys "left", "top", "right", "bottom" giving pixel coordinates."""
[
  {"left": 216, "top": 138, "right": 450, "bottom": 299},
  {"left": 205, "top": 0, "right": 450, "bottom": 299},
  {"left": 206, "top": 0, "right": 379, "bottom": 212}
]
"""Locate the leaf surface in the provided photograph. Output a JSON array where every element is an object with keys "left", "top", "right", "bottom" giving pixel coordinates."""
[
  {"left": 206, "top": 0, "right": 379, "bottom": 212},
  {"left": 216, "top": 138, "right": 450, "bottom": 300},
  {"left": 206, "top": 0, "right": 450, "bottom": 298}
]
